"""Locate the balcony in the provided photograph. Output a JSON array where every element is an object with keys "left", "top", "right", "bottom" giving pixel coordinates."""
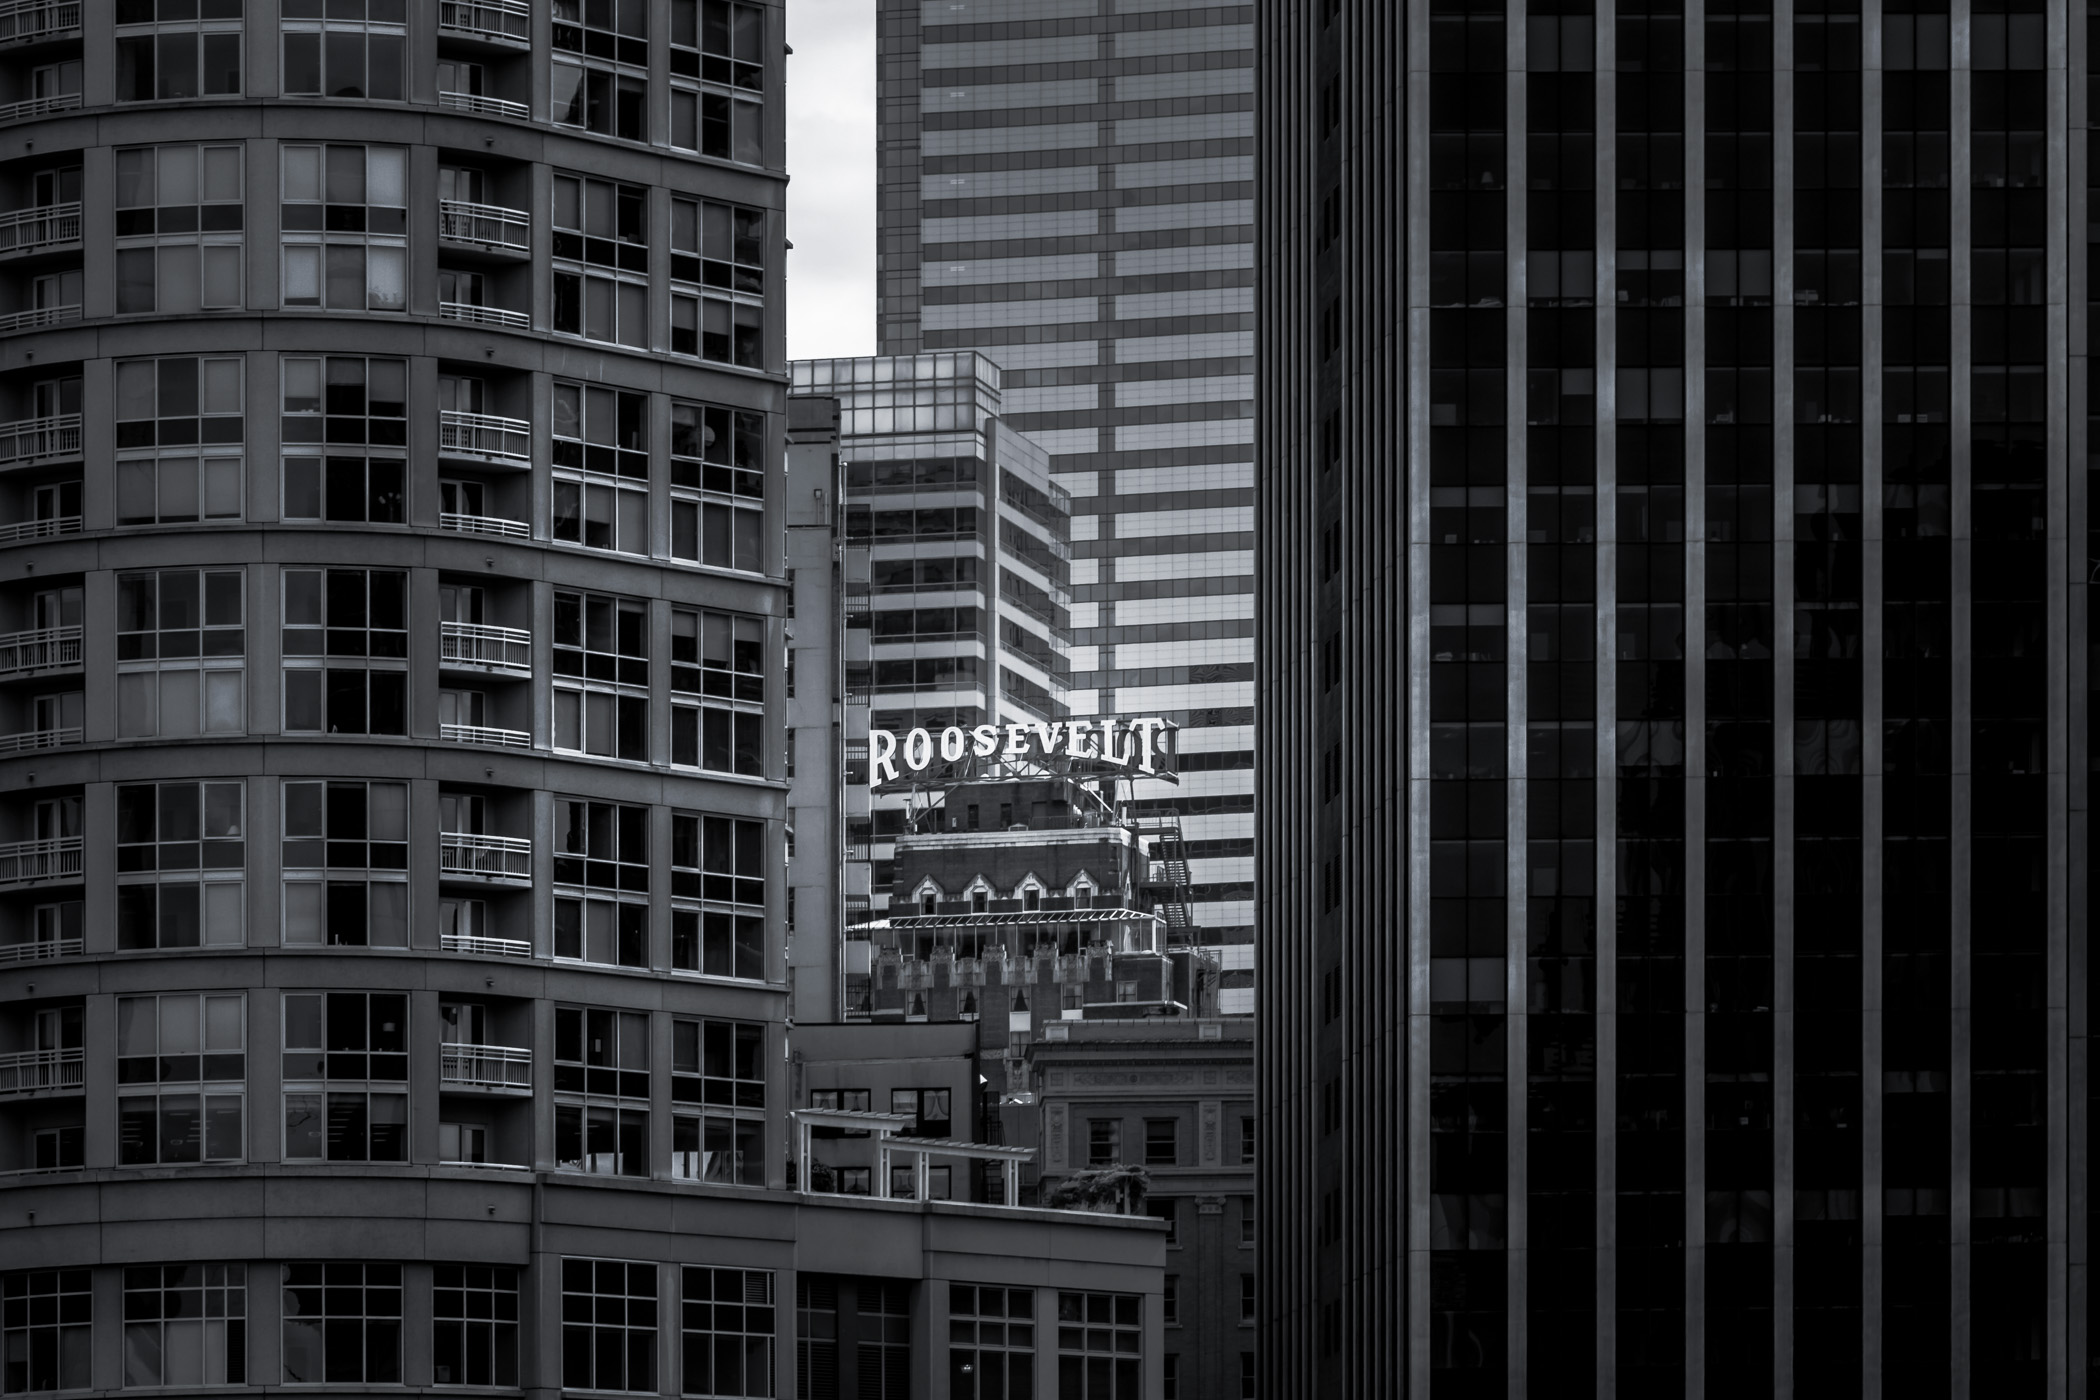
[
  {"left": 441, "top": 722, "right": 530, "bottom": 749},
  {"left": 438, "top": 0, "right": 529, "bottom": 45},
  {"left": 0, "top": 835, "right": 78, "bottom": 885},
  {"left": 439, "top": 91, "right": 529, "bottom": 120},
  {"left": 439, "top": 511, "right": 529, "bottom": 539},
  {"left": 0, "top": 413, "right": 78, "bottom": 469},
  {"left": 0, "top": 726, "right": 77, "bottom": 753},
  {"left": 0, "top": 515, "right": 75, "bottom": 544},
  {"left": 442, "top": 929, "right": 532, "bottom": 959},
  {"left": 0, "top": 304, "right": 75, "bottom": 333},
  {"left": 0, "top": 202, "right": 78, "bottom": 257},
  {"left": 439, "top": 409, "right": 530, "bottom": 466},
  {"left": 0, "top": 1046, "right": 81, "bottom": 1095},
  {"left": 437, "top": 200, "right": 530, "bottom": 255},
  {"left": 440, "top": 620, "right": 531, "bottom": 675},
  {"left": 0, "top": 935, "right": 77, "bottom": 964},
  {"left": 0, "top": 0, "right": 79, "bottom": 40},
  {"left": 439, "top": 831, "right": 532, "bottom": 884},
  {"left": 0, "top": 624, "right": 77, "bottom": 676},
  {"left": 0, "top": 92, "right": 78, "bottom": 123},
  {"left": 439, "top": 300, "right": 530, "bottom": 331},
  {"left": 441, "top": 1042, "right": 532, "bottom": 1092}
]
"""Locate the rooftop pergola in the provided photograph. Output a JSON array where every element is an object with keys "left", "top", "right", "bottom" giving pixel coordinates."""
[{"left": 790, "top": 1108, "right": 1036, "bottom": 1205}]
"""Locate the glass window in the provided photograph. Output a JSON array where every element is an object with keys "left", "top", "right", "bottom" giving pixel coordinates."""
[
  {"left": 280, "top": 992, "right": 408, "bottom": 1162},
  {"left": 551, "top": 0, "right": 645, "bottom": 139},
  {"left": 559, "top": 1260, "right": 656, "bottom": 1393},
  {"left": 552, "top": 174, "right": 649, "bottom": 347},
  {"left": 670, "top": 1018, "right": 763, "bottom": 1185},
  {"left": 280, "top": 779, "right": 408, "bottom": 945},
  {"left": 552, "top": 382, "right": 649, "bottom": 554},
  {"left": 552, "top": 594, "right": 650, "bottom": 760},
  {"left": 115, "top": 568, "right": 245, "bottom": 738},
  {"left": 115, "top": 780, "right": 245, "bottom": 949},
  {"left": 281, "top": 0, "right": 406, "bottom": 100},
  {"left": 670, "top": 0, "right": 763, "bottom": 88},
  {"left": 680, "top": 1267, "right": 773, "bottom": 1398},
  {"left": 1089, "top": 1119, "right": 1120, "bottom": 1166},
  {"left": 554, "top": 800, "right": 650, "bottom": 891},
  {"left": 116, "top": 0, "right": 241, "bottom": 100},
  {"left": 280, "top": 570, "right": 408, "bottom": 736},
  {"left": 1056, "top": 1292, "right": 1141, "bottom": 1399},
  {"left": 280, "top": 146, "right": 407, "bottom": 312},
  {"left": 115, "top": 993, "right": 245, "bottom": 1165},
  {"left": 1144, "top": 1118, "right": 1177, "bottom": 1166},
  {"left": 669, "top": 402, "right": 765, "bottom": 571},
  {"left": 553, "top": 1005, "right": 649, "bottom": 1176},
  {"left": 1, "top": 1272, "right": 90, "bottom": 1394},
  {"left": 281, "top": 1263, "right": 400, "bottom": 1383},
  {"left": 669, "top": 198, "right": 764, "bottom": 367},
  {"left": 280, "top": 356, "right": 408, "bottom": 443},
  {"left": 670, "top": 813, "right": 764, "bottom": 979},
  {"left": 431, "top": 1266, "right": 519, "bottom": 1388},
  {"left": 948, "top": 1285, "right": 1034, "bottom": 1400},
  {"left": 670, "top": 609, "right": 764, "bottom": 776},
  {"left": 114, "top": 148, "right": 244, "bottom": 313},
  {"left": 122, "top": 1265, "right": 245, "bottom": 1388}
]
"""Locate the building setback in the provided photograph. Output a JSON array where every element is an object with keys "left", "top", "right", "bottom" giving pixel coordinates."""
[
  {"left": 1261, "top": 2, "right": 2087, "bottom": 1398},
  {"left": 0, "top": 4, "right": 1166, "bottom": 1397}
]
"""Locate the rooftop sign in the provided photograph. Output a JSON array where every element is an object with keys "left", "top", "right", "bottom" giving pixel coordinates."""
[{"left": 870, "top": 718, "right": 1172, "bottom": 786}]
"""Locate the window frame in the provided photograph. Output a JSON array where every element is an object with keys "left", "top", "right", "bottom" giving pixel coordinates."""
[
  {"left": 115, "top": 992, "right": 246, "bottom": 1166},
  {"left": 279, "top": 778, "right": 409, "bottom": 946},
  {"left": 280, "top": 991, "right": 410, "bottom": 1163}
]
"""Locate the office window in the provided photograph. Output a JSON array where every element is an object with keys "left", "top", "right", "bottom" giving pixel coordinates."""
[
  {"left": 948, "top": 1284, "right": 1034, "bottom": 1400},
  {"left": 669, "top": 401, "right": 765, "bottom": 571},
  {"left": 1089, "top": 1119, "right": 1121, "bottom": 1166},
  {"left": 667, "top": 1, "right": 760, "bottom": 161},
  {"left": 1056, "top": 1292, "right": 1140, "bottom": 1399},
  {"left": 553, "top": 592, "right": 650, "bottom": 760},
  {"left": 432, "top": 1266, "right": 519, "bottom": 1388},
  {"left": 281, "top": 1263, "right": 399, "bottom": 1384},
  {"left": 671, "top": 609, "right": 764, "bottom": 775},
  {"left": 561, "top": 1260, "right": 656, "bottom": 1393},
  {"left": 669, "top": 197, "right": 763, "bottom": 367},
  {"left": 114, "top": 149, "right": 243, "bottom": 312},
  {"left": 280, "top": 146, "right": 406, "bottom": 311},
  {"left": 280, "top": 355, "right": 407, "bottom": 443},
  {"left": 115, "top": 780, "right": 245, "bottom": 949},
  {"left": 554, "top": 1006, "right": 650, "bottom": 1176},
  {"left": 281, "top": 992, "right": 407, "bottom": 1162},
  {"left": 671, "top": 1019, "right": 764, "bottom": 1185},
  {"left": 116, "top": 993, "right": 244, "bottom": 1165},
  {"left": 2, "top": 1271, "right": 90, "bottom": 1394},
  {"left": 116, "top": 0, "right": 241, "bottom": 99},
  {"left": 281, "top": 0, "right": 404, "bottom": 99},
  {"left": 556, "top": 894, "right": 647, "bottom": 967},
  {"left": 122, "top": 1265, "right": 245, "bottom": 1387},
  {"left": 553, "top": 174, "right": 648, "bottom": 346},
  {"left": 680, "top": 1267, "right": 773, "bottom": 1398},
  {"left": 281, "top": 780, "right": 408, "bottom": 945},
  {"left": 1144, "top": 1118, "right": 1178, "bottom": 1167},
  {"left": 115, "top": 356, "right": 243, "bottom": 524},
  {"left": 552, "top": 381, "right": 649, "bottom": 554},
  {"left": 115, "top": 568, "right": 244, "bottom": 737},
  {"left": 671, "top": 813, "right": 765, "bottom": 979},
  {"left": 555, "top": 799, "right": 650, "bottom": 895},
  {"left": 551, "top": 0, "right": 646, "bottom": 135},
  {"left": 281, "top": 570, "right": 408, "bottom": 734}
]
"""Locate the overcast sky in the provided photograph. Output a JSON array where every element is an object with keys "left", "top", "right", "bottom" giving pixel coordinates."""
[{"left": 786, "top": 0, "right": 878, "bottom": 362}]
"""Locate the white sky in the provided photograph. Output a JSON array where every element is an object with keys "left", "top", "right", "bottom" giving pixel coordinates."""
[{"left": 785, "top": 0, "right": 878, "bottom": 361}]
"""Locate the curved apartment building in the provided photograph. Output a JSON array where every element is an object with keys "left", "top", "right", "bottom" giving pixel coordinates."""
[{"left": 0, "top": 4, "right": 1162, "bottom": 1397}]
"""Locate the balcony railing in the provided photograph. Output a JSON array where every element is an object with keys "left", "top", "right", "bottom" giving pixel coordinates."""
[
  {"left": 0, "top": 201, "right": 78, "bottom": 256},
  {"left": 0, "top": 623, "right": 78, "bottom": 676},
  {"left": 440, "top": 620, "right": 531, "bottom": 672},
  {"left": 439, "top": 409, "right": 531, "bottom": 463},
  {"left": 438, "top": 0, "right": 529, "bottom": 42},
  {"left": 0, "top": 726, "right": 79, "bottom": 753},
  {"left": 438, "top": 199, "right": 530, "bottom": 253},
  {"left": 0, "top": 92, "right": 78, "bottom": 123},
  {"left": 442, "top": 929, "right": 532, "bottom": 959},
  {"left": 0, "top": 936, "right": 79, "bottom": 964},
  {"left": 0, "top": 0, "right": 80, "bottom": 39},
  {"left": 439, "top": 300, "right": 530, "bottom": 331},
  {"left": 439, "top": 90, "right": 530, "bottom": 120},
  {"left": 0, "top": 514, "right": 76, "bottom": 543},
  {"left": 440, "top": 831, "right": 532, "bottom": 881},
  {"left": 441, "top": 1042, "right": 532, "bottom": 1091},
  {"left": 441, "top": 722, "right": 531, "bottom": 748},
  {"left": 0, "top": 1046, "right": 82, "bottom": 1095},
  {"left": 439, "top": 511, "right": 529, "bottom": 538},
  {"left": 0, "top": 835, "right": 80, "bottom": 884},
  {"left": 0, "top": 412, "right": 78, "bottom": 467},
  {"left": 0, "top": 303, "right": 76, "bottom": 333}
]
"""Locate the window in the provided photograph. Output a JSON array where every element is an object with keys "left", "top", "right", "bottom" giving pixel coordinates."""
[
  {"left": 669, "top": 401, "right": 765, "bottom": 571},
  {"left": 114, "top": 149, "right": 243, "bottom": 313},
  {"left": 282, "top": 0, "right": 405, "bottom": 99},
  {"left": 281, "top": 1263, "right": 399, "bottom": 1384},
  {"left": 554, "top": 593, "right": 650, "bottom": 759},
  {"left": 555, "top": 800, "right": 650, "bottom": 895},
  {"left": 122, "top": 1265, "right": 245, "bottom": 1387},
  {"left": 1240, "top": 1352, "right": 1255, "bottom": 1400},
  {"left": 281, "top": 571, "right": 408, "bottom": 735},
  {"left": 553, "top": 174, "right": 648, "bottom": 347},
  {"left": 949, "top": 1284, "right": 1033, "bottom": 1400},
  {"left": 551, "top": 0, "right": 647, "bottom": 137},
  {"left": 1241, "top": 1198, "right": 1254, "bottom": 1247},
  {"left": 668, "top": 0, "right": 761, "bottom": 162},
  {"left": 115, "top": 357, "right": 244, "bottom": 524},
  {"left": 1146, "top": 1198, "right": 1178, "bottom": 1247},
  {"left": 1056, "top": 1292, "right": 1141, "bottom": 1399},
  {"left": 116, "top": 0, "right": 241, "bottom": 99},
  {"left": 280, "top": 357, "right": 408, "bottom": 523},
  {"left": 281, "top": 992, "right": 407, "bottom": 1161},
  {"left": 1164, "top": 1354, "right": 1178, "bottom": 1399},
  {"left": 889, "top": 1087, "right": 951, "bottom": 1138},
  {"left": 281, "top": 779, "right": 407, "bottom": 945},
  {"left": 555, "top": 1006, "right": 649, "bottom": 1176},
  {"left": 552, "top": 382, "right": 649, "bottom": 553},
  {"left": 1239, "top": 1275, "right": 1255, "bottom": 1324},
  {"left": 432, "top": 1266, "right": 518, "bottom": 1388},
  {"left": 280, "top": 146, "right": 407, "bottom": 311},
  {"left": 671, "top": 609, "right": 764, "bottom": 774},
  {"left": 669, "top": 198, "right": 764, "bottom": 367},
  {"left": 561, "top": 1260, "right": 656, "bottom": 1393},
  {"left": 115, "top": 568, "right": 244, "bottom": 737},
  {"left": 31, "top": 1124, "right": 81, "bottom": 1171},
  {"left": 680, "top": 1267, "right": 773, "bottom": 1398},
  {"left": 2, "top": 1271, "right": 90, "bottom": 1394},
  {"left": 1240, "top": 1116, "right": 1255, "bottom": 1165},
  {"left": 1162, "top": 1277, "right": 1178, "bottom": 1327},
  {"left": 116, "top": 780, "right": 245, "bottom": 949},
  {"left": 672, "top": 1019, "right": 764, "bottom": 1185},
  {"left": 116, "top": 993, "right": 245, "bottom": 1164},
  {"left": 671, "top": 813, "right": 765, "bottom": 979},
  {"left": 796, "top": 1280, "right": 837, "bottom": 1390},
  {"left": 1088, "top": 1119, "right": 1121, "bottom": 1166},
  {"left": 556, "top": 894, "right": 647, "bottom": 967},
  {"left": 1144, "top": 1118, "right": 1177, "bottom": 1167}
]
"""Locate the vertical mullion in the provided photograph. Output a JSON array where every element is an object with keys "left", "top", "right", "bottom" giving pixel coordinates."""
[
  {"left": 1861, "top": 0, "right": 1889, "bottom": 1390},
  {"left": 1684, "top": 0, "right": 1712, "bottom": 1388},
  {"left": 1507, "top": 4, "right": 1532, "bottom": 1394},
  {"left": 1595, "top": 4, "right": 1622, "bottom": 1391},
  {"left": 2048, "top": 0, "right": 2075, "bottom": 1394},
  {"left": 1948, "top": 0, "right": 1975, "bottom": 1389}
]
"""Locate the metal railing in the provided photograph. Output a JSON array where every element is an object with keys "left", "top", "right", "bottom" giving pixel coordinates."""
[
  {"left": 0, "top": 835, "right": 80, "bottom": 884},
  {"left": 0, "top": 726, "right": 79, "bottom": 753},
  {"left": 437, "top": 199, "right": 530, "bottom": 252},
  {"left": 442, "top": 929, "right": 532, "bottom": 959},
  {"left": 440, "top": 620, "right": 532, "bottom": 672},
  {"left": 439, "top": 511, "right": 529, "bottom": 538},
  {"left": 0, "top": 0, "right": 80, "bottom": 40},
  {"left": 0, "top": 623, "right": 79, "bottom": 675},
  {"left": 437, "top": 0, "right": 528, "bottom": 40},
  {"left": 0, "top": 936, "right": 79, "bottom": 964},
  {"left": 441, "top": 722, "right": 531, "bottom": 748},
  {"left": 0, "top": 304, "right": 76, "bottom": 333},
  {"left": 0, "top": 92, "right": 78, "bottom": 123},
  {"left": 0, "top": 412, "right": 79, "bottom": 467},
  {"left": 439, "top": 408, "right": 531, "bottom": 463},
  {"left": 439, "top": 831, "right": 532, "bottom": 881},
  {"left": 439, "top": 300, "right": 530, "bottom": 331},
  {"left": 0, "top": 1046, "right": 82, "bottom": 1095},
  {"left": 441, "top": 1042, "right": 532, "bottom": 1090},
  {"left": 439, "top": 90, "right": 530, "bottom": 119},
  {"left": 0, "top": 201, "right": 78, "bottom": 255},
  {"left": 0, "top": 515, "right": 77, "bottom": 543}
]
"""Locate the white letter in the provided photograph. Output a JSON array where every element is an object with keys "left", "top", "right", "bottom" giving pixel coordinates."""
[
  {"left": 972, "top": 724, "right": 1001, "bottom": 757},
  {"left": 1004, "top": 724, "right": 1030, "bottom": 757},
  {"left": 940, "top": 726, "right": 967, "bottom": 762},
  {"left": 1097, "top": 718, "right": 1127, "bottom": 766},
  {"left": 1031, "top": 721, "right": 1064, "bottom": 756},
  {"left": 1130, "top": 718, "right": 1163, "bottom": 773},
  {"left": 870, "top": 730, "right": 898, "bottom": 785},
  {"left": 904, "top": 728, "right": 934, "bottom": 771},
  {"left": 1066, "top": 719, "right": 1095, "bottom": 759}
]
